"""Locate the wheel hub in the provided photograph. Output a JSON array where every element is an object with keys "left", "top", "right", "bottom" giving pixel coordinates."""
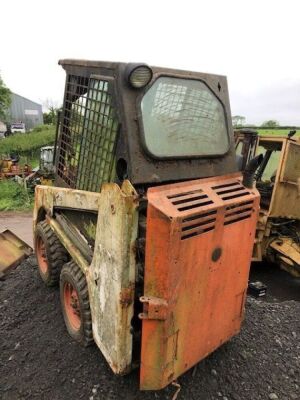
[
  {"left": 63, "top": 282, "right": 81, "bottom": 330},
  {"left": 36, "top": 236, "right": 48, "bottom": 274}
]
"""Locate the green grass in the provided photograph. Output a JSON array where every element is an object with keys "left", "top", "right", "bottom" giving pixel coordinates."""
[
  {"left": 19, "top": 154, "right": 40, "bottom": 169},
  {"left": 0, "top": 125, "right": 55, "bottom": 156},
  {"left": 257, "top": 129, "right": 300, "bottom": 136},
  {"left": 0, "top": 180, "right": 34, "bottom": 211},
  {"left": 0, "top": 125, "right": 55, "bottom": 211}
]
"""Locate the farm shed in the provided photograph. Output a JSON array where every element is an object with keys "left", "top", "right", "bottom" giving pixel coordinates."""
[{"left": 9, "top": 93, "right": 43, "bottom": 130}]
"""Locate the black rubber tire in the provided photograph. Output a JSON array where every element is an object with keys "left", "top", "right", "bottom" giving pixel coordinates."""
[
  {"left": 60, "top": 261, "right": 93, "bottom": 347},
  {"left": 35, "top": 221, "right": 68, "bottom": 287}
]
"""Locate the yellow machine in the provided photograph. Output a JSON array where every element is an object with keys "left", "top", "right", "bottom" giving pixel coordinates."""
[{"left": 235, "top": 130, "right": 300, "bottom": 277}]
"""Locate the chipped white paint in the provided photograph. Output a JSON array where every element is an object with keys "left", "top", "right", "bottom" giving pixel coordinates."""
[
  {"left": 87, "top": 180, "right": 138, "bottom": 374},
  {"left": 33, "top": 185, "right": 100, "bottom": 233},
  {"left": 33, "top": 182, "right": 139, "bottom": 375}
]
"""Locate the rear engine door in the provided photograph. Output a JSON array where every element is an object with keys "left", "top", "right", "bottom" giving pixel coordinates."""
[{"left": 140, "top": 174, "right": 260, "bottom": 390}]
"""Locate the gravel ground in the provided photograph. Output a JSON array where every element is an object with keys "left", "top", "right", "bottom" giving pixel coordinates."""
[{"left": 0, "top": 256, "right": 299, "bottom": 400}]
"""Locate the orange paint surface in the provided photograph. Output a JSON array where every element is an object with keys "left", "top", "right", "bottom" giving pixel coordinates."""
[{"left": 140, "top": 173, "right": 260, "bottom": 390}]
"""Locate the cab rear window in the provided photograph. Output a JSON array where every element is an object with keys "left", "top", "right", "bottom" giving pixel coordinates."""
[{"left": 141, "top": 77, "right": 229, "bottom": 158}]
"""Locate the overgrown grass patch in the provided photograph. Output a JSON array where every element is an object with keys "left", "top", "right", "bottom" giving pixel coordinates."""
[
  {"left": 0, "top": 125, "right": 54, "bottom": 211},
  {"left": 257, "top": 129, "right": 300, "bottom": 136},
  {"left": 0, "top": 125, "right": 55, "bottom": 156},
  {"left": 0, "top": 180, "right": 34, "bottom": 211}
]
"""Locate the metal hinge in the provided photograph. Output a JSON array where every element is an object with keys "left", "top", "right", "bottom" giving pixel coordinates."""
[{"left": 139, "top": 296, "right": 168, "bottom": 320}]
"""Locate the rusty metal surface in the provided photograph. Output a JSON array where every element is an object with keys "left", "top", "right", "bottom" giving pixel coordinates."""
[
  {"left": 269, "top": 237, "right": 300, "bottom": 278},
  {"left": 0, "top": 230, "right": 32, "bottom": 275},
  {"left": 140, "top": 173, "right": 260, "bottom": 390}
]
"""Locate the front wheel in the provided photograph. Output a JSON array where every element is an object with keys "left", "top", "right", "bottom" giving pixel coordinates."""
[{"left": 60, "top": 261, "right": 93, "bottom": 347}]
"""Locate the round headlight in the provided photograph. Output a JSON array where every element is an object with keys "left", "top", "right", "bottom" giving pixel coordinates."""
[{"left": 126, "top": 64, "right": 153, "bottom": 89}]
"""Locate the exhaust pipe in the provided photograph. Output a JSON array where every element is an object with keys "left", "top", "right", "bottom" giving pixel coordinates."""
[{"left": 242, "top": 154, "right": 264, "bottom": 189}]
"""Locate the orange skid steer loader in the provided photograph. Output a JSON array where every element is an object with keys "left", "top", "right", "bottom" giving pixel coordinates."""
[{"left": 33, "top": 60, "right": 260, "bottom": 390}]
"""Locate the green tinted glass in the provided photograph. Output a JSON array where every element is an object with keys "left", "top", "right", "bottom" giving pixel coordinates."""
[{"left": 141, "top": 77, "right": 229, "bottom": 158}]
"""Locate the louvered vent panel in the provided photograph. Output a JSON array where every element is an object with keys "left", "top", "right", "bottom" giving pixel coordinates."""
[
  {"left": 166, "top": 180, "right": 254, "bottom": 241},
  {"left": 224, "top": 200, "right": 254, "bottom": 225},
  {"left": 168, "top": 189, "right": 214, "bottom": 212},
  {"left": 212, "top": 180, "right": 250, "bottom": 201},
  {"left": 181, "top": 210, "right": 217, "bottom": 240},
  {"left": 167, "top": 189, "right": 216, "bottom": 240}
]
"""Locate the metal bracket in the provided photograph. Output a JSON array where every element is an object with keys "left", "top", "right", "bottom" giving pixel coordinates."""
[{"left": 139, "top": 296, "right": 168, "bottom": 320}]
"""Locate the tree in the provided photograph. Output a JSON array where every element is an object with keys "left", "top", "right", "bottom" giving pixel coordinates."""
[
  {"left": 261, "top": 120, "right": 280, "bottom": 128},
  {"left": 43, "top": 98, "right": 61, "bottom": 125},
  {"left": 0, "top": 75, "right": 11, "bottom": 122},
  {"left": 43, "top": 109, "right": 59, "bottom": 124},
  {"left": 232, "top": 115, "right": 246, "bottom": 127}
]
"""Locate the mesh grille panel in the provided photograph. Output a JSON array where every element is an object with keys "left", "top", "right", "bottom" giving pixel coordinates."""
[{"left": 57, "top": 75, "right": 118, "bottom": 192}]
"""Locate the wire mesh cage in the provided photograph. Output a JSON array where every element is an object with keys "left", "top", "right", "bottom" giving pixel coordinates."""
[{"left": 57, "top": 74, "right": 119, "bottom": 192}]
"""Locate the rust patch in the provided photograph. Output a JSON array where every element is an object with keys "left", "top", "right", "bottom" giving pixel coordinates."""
[{"left": 120, "top": 285, "right": 134, "bottom": 307}]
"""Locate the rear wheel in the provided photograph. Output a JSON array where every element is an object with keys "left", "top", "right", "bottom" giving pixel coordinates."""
[
  {"left": 60, "top": 261, "right": 93, "bottom": 347},
  {"left": 35, "top": 221, "right": 68, "bottom": 286}
]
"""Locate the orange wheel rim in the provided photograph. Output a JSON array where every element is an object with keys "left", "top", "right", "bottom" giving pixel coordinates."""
[
  {"left": 36, "top": 236, "right": 48, "bottom": 274},
  {"left": 63, "top": 282, "right": 81, "bottom": 331}
]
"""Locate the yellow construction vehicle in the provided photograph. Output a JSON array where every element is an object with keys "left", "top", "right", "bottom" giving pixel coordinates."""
[{"left": 235, "top": 129, "right": 300, "bottom": 277}]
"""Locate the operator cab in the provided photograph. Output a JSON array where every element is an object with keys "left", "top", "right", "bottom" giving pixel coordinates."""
[{"left": 55, "top": 60, "right": 237, "bottom": 193}]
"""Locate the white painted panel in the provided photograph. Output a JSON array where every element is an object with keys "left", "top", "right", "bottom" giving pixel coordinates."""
[
  {"left": 88, "top": 181, "right": 138, "bottom": 374},
  {"left": 25, "top": 109, "right": 39, "bottom": 115}
]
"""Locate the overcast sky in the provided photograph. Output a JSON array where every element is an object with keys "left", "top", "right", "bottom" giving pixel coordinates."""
[{"left": 1, "top": 0, "right": 299, "bottom": 125}]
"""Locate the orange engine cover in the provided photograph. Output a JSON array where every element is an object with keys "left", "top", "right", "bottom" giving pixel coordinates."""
[{"left": 140, "top": 173, "right": 260, "bottom": 390}]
